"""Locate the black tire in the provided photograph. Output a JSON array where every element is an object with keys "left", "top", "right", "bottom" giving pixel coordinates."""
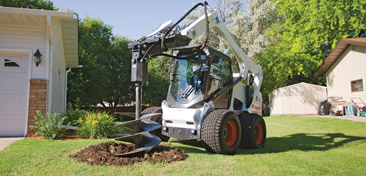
[
  {"left": 201, "top": 109, "right": 242, "bottom": 154},
  {"left": 141, "top": 107, "right": 170, "bottom": 142},
  {"left": 239, "top": 113, "right": 266, "bottom": 149}
]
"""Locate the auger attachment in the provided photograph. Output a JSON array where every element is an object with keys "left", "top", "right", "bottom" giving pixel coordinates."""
[{"left": 114, "top": 113, "right": 162, "bottom": 156}]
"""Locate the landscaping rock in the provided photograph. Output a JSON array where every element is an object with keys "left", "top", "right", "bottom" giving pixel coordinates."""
[{"left": 69, "top": 142, "right": 188, "bottom": 166}]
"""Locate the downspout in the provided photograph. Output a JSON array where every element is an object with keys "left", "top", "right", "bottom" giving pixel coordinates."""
[
  {"left": 65, "top": 67, "right": 72, "bottom": 108},
  {"left": 46, "top": 15, "right": 53, "bottom": 115}
]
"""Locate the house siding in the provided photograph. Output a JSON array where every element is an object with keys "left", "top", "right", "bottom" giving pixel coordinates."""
[
  {"left": 50, "top": 17, "right": 66, "bottom": 114},
  {"left": 0, "top": 8, "right": 77, "bottom": 136},
  {"left": 326, "top": 45, "right": 366, "bottom": 103},
  {"left": 0, "top": 22, "right": 47, "bottom": 79}
]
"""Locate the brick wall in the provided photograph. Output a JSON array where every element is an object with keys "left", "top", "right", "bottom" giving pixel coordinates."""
[{"left": 27, "top": 79, "right": 47, "bottom": 136}]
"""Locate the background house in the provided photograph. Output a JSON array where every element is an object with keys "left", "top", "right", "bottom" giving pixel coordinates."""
[
  {"left": 314, "top": 38, "right": 366, "bottom": 104},
  {"left": 0, "top": 7, "right": 78, "bottom": 137},
  {"left": 269, "top": 82, "right": 327, "bottom": 115}
]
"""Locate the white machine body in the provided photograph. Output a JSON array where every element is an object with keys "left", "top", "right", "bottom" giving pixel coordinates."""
[{"left": 151, "top": 5, "right": 263, "bottom": 141}]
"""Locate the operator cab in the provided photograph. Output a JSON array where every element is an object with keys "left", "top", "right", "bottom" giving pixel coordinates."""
[{"left": 166, "top": 46, "right": 233, "bottom": 109}]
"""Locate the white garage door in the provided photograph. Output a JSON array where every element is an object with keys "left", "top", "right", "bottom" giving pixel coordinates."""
[{"left": 0, "top": 54, "right": 29, "bottom": 137}]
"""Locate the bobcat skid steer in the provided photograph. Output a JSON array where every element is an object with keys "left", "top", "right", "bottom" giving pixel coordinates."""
[{"left": 115, "top": 1, "right": 266, "bottom": 155}]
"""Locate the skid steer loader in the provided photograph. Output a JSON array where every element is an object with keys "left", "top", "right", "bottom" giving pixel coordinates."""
[{"left": 116, "top": 1, "right": 266, "bottom": 155}]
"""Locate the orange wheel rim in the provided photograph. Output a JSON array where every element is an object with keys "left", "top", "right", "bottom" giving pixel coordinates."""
[
  {"left": 224, "top": 121, "right": 237, "bottom": 146},
  {"left": 255, "top": 123, "right": 263, "bottom": 145}
]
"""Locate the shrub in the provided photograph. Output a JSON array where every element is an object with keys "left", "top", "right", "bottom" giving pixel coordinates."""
[
  {"left": 77, "top": 111, "right": 120, "bottom": 139},
  {"left": 62, "top": 102, "right": 88, "bottom": 126},
  {"left": 30, "top": 110, "right": 69, "bottom": 140}
]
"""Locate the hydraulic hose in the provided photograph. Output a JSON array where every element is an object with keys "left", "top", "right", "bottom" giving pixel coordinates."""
[{"left": 161, "top": 1, "right": 209, "bottom": 50}]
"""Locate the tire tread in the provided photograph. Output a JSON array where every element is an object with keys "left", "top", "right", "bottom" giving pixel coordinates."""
[{"left": 201, "top": 109, "right": 241, "bottom": 154}]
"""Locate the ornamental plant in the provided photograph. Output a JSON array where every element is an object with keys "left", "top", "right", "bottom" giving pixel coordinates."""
[
  {"left": 77, "top": 111, "right": 120, "bottom": 139},
  {"left": 30, "top": 110, "right": 69, "bottom": 140},
  {"left": 62, "top": 102, "right": 87, "bottom": 126}
]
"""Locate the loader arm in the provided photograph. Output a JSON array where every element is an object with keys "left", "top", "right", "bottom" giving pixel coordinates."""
[{"left": 178, "top": 7, "right": 263, "bottom": 98}]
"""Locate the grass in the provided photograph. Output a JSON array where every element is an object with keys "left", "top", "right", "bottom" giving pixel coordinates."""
[{"left": 0, "top": 116, "right": 366, "bottom": 176}]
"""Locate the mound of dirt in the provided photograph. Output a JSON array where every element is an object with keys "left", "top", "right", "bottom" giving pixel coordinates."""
[{"left": 69, "top": 142, "right": 188, "bottom": 166}]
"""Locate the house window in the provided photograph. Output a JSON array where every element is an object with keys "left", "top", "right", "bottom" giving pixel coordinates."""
[
  {"left": 351, "top": 79, "right": 363, "bottom": 92},
  {"left": 4, "top": 59, "right": 20, "bottom": 67}
]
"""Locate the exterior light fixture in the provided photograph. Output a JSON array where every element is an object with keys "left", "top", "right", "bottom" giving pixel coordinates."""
[{"left": 33, "top": 49, "right": 42, "bottom": 67}]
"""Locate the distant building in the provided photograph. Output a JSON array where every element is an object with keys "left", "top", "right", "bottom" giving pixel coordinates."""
[
  {"left": 269, "top": 82, "right": 327, "bottom": 115},
  {"left": 0, "top": 7, "right": 78, "bottom": 137},
  {"left": 314, "top": 38, "right": 366, "bottom": 103}
]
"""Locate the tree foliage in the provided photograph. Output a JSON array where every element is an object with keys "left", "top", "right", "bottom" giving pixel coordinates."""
[
  {"left": 235, "top": 0, "right": 277, "bottom": 58},
  {"left": 186, "top": 0, "right": 279, "bottom": 102},
  {"left": 142, "top": 57, "right": 171, "bottom": 106},
  {"left": 182, "top": 0, "right": 366, "bottom": 105},
  {"left": 67, "top": 17, "right": 171, "bottom": 107},
  {"left": 68, "top": 17, "right": 133, "bottom": 107},
  {"left": 0, "top": 0, "right": 54, "bottom": 10},
  {"left": 258, "top": 0, "right": 366, "bottom": 103},
  {"left": 106, "top": 36, "right": 134, "bottom": 107}
]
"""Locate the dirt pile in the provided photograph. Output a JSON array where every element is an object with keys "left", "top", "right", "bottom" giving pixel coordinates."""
[{"left": 69, "top": 142, "right": 188, "bottom": 166}]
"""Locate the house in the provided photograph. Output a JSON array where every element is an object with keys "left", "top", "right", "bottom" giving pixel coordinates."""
[
  {"left": 0, "top": 7, "right": 78, "bottom": 137},
  {"left": 314, "top": 38, "right": 366, "bottom": 104},
  {"left": 269, "top": 82, "right": 327, "bottom": 115}
]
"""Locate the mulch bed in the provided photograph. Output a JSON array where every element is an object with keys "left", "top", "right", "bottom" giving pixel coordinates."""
[{"left": 69, "top": 142, "right": 188, "bottom": 166}]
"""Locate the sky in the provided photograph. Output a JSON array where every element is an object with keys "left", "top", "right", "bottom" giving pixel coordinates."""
[{"left": 52, "top": 0, "right": 220, "bottom": 40}]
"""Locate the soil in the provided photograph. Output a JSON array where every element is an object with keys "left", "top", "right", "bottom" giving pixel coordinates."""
[
  {"left": 25, "top": 136, "right": 44, "bottom": 140},
  {"left": 69, "top": 142, "right": 188, "bottom": 166},
  {"left": 25, "top": 135, "right": 91, "bottom": 141},
  {"left": 26, "top": 131, "right": 91, "bottom": 141}
]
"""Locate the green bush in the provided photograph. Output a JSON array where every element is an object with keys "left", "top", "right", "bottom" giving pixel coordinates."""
[
  {"left": 30, "top": 110, "right": 69, "bottom": 140},
  {"left": 77, "top": 111, "right": 120, "bottom": 139},
  {"left": 62, "top": 103, "right": 87, "bottom": 126}
]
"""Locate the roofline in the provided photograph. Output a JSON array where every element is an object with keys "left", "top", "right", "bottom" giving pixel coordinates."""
[
  {"left": 272, "top": 82, "right": 325, "bottom": 92},
  {"left": 0, "top": 6, "right": 75, "bottom": 18},
  {"left": 314, "top": 38, "right": 366, "bottom": 77}
]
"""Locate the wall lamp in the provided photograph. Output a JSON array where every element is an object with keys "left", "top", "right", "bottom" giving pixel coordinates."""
[{"left": 33, "top": 49, "right": 42, "bottom": 67}]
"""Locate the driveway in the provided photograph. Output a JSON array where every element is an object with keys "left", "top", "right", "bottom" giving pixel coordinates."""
[{"left": 0, "top": 137, "right": 23, "bottom": 151}]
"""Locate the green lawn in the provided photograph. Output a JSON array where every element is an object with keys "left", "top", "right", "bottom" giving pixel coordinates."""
[{"left": 1, "top": 116, "right": 365, "bottom": 176}]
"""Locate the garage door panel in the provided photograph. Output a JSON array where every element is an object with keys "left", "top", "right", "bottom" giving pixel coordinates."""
[
  {"left": 0, "top": 115, "right": 26, "bottom": 136},
  {"left": 0, "top": 54, "right": 29, "bottom": 137},
  {"left": 0, "top": 75, "right": 28, "bottom": 91},
  {"left": 0, "top": 94, "right": 27, "bottom": 112}
]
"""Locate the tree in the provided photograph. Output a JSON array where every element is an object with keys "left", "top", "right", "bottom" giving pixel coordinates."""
[
  {"left": 142, "top": 57, "right": 171, "bottom": 106},
  {"left": 105, "top": 36, "right": 134, "bottom": 107},
  {"left": 68, "top": 16, "right": 171, "bottom": 108},
  {"left": 185, "top": 0, "right": 280, "bottom": 103},
  {"left": 0, "top": 0, "right": 55, "bottom": 10},
  {"left": 258, "top": 0, "right": 366, "bottom": 103},
  {"left": 68, "top": 17, "right": 133, "bottom": 107},
  {"left": 230, "top": 0, "right": 278, "bottom": 58}
]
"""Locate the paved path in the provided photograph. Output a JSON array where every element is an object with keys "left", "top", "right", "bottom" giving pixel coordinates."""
[
  {"left": 295, "top": 115, "right": 366, "bottom": 123},
  {"left": 0, "top": 137, "right": 24, "bottom": 151}
]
